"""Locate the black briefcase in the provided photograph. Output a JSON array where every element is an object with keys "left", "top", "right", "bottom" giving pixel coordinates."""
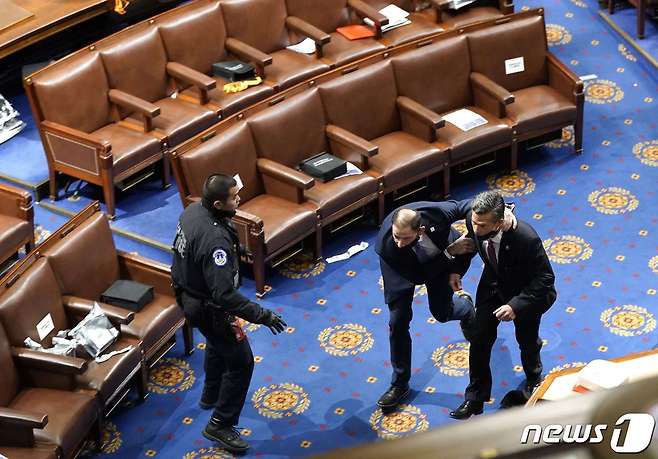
[
  {"left": 101, "top": 280, "right": 154, "bottom": 312},
  {"left": 212, "top": 61, "right": 255, "bottom": 81},
  {"left": 299, "top": 152, "right": 347, "bottom": 182}
]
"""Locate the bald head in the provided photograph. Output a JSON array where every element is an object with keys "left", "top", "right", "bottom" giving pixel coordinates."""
[{"left": 391, "top": 208, "right": 423, "bottom": 248}]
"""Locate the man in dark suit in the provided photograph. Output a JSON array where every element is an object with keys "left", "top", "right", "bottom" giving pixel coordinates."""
[
  {"left": 449, "top": 191, "right": 556, "bottom": 419},
  {"left": 375, "top": 200, "right": 516, "bottom": 412}
]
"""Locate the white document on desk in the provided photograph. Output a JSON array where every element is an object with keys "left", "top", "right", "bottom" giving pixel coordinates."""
[
  {"left": 450, "top": 0, "right": 477, "bottom": 9},
  {"left": 364, "top": 4, "right": 412, "bottom": 32},
  {"left": 287, "top": 37, "right": 317, "bottom": 54},
  {"left": 333, "top": 162, "right": 363, "bottom": 180},
  {"left": 443, "top": 108, "right": 488, "bottom": 131}
]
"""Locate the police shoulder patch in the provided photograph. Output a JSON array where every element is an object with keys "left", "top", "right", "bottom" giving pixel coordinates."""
[{"left": 213, "top": 248, "right": 228, "bottom": 266}]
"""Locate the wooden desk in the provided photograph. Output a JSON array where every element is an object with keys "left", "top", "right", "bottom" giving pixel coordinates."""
[
  {"left": 0, "top": 0, "right": 111, "bottom": 59},
  {"left": 527, "top": 348, "right": 658, "bottom": 406}
]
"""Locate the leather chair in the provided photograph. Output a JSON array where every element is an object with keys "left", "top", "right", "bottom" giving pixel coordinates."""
[
  {"left": 0, "top": 257, "right": 145, "bottom": 416},
  {"left": 285, "top": 0, "right": 388, "bottom": 67},
  {"left": 0, "top": 320, "right": 99, "bottom": 459},
  {"left": 38, "top": 203, "right": 191, "bottom": 365},
  {"left": 220, "top": 0, "right": 330, "bottom": 90},
  {"left": 392, "top": 35, "right": 515, "bottom": 177},
  {"left": 415, "top": 0, "right": 512, "bottom": 29},
  {"left": 0, "top": 182, "right": 34, "bottom": 267},
  {"left": 466, "top": 14, "right": 583, "bottom": 165},
  {"left": 97, "top": 23, "right": 219, "bottom": 150},
  {"left": 173, "top": 122, "right": 319, "bottom": 296},
  {"left": 318, "top": 61, "right": 449, "bottom": 204},
  {"left": 157, "top": 0, "right": 275, "bottom": 118},
  {"left": 363, "top": 0, "right": 445, "bottom": 47},
  {"left": 609, "top": 0, "right": 657, "bottom": 38},
  {"left": 248, "top": 89, "right": 381, "bottom": 235},
  {"left": 0, "top": 446, "right": 58, "bottom": 459},
  {"left": 25, "top": 51, "right": 168, "bottom": 219}
]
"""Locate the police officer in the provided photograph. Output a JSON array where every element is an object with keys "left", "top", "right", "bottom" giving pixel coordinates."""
[
  {"left": 172, "top": 173, "right": 287, "bottom": 453},
  {"left": 375, "top": 200, "right": 516, "bottom": 412}
]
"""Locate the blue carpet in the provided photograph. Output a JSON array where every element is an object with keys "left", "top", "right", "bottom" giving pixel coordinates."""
[
  {"left": 34, "top": 203, "right": 173, "bottom": 265},
  {"left": 1, "top": 0, "right": 658, "bottom": 457},
  {"left": 601, "top": 3, "right": 658, "bottom": 67},
  {"left": 42, "top": 177, "right": 182, "bottom": 248}
]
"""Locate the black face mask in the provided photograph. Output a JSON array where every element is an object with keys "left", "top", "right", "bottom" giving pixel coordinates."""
[
  {"left": 478, "top": 229, "right": 500, "bottom": 241},
  {"left": 213, "top": 208, "right": 236, "bottom": 220},
  {"left": 203, "top": 199, "right": 236, "bottom": 220}
]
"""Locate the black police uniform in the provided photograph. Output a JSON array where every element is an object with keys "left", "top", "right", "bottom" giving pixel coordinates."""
[
  {"left": 375, "top": 200, "right": 473, "bottom": 388},
  {"left": 171, "top": 202, "right": 273, "bottom": 427}
]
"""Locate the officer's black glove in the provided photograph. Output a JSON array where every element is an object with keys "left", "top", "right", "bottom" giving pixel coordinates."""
[{"left": 263, "top": 310, "right": 287, "bottom": 335}]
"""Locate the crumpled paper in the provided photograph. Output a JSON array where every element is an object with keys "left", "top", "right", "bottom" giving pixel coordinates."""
[{"left": 326, "top": 241, "right": 369, "bottom": 263}]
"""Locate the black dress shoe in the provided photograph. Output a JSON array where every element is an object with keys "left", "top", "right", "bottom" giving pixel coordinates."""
[
  {"left": 203, "top": 423, "right": 250, "bottom": 454},
  {"left": 377, "top": 385, "right": 410, "bottom": 411},
  {"left": 449, "top": 400, "right": 484, "bottom": 419}
]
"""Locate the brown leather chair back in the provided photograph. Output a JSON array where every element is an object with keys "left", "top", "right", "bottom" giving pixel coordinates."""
[
  {"left": 0, "top": 258, "right": 68, "bottom": 348},
  {"left": 30, "top": 52, "right": 112, "bottom": 133},
  {"left": 0, "top": 323, "right": 19, "bottom": 406},
  {"left": 179, "top": 123, "right": 264, "bottom": 202},
  {"left": 319, "top": 61, "right": 400, "bottom": 141},
  {"left": 467, "top": 15, "right": 547, "bottom": 92},
  {"left": 392, "top": 36, "right": 472, "bottom": 114},
  {"left": 285, "top": 0, "right": 352, "bottom": 32},
  {"left": 99, "top": 23, "right": 171, "bottom": 112},
  {"left": 248, "top": 90, "right": 328, "bottom": 167},
  {"left": 221, "top": 0, "right": 290, "bottom": 53},
  {"left": 158, "top": 0, "right": 228, "bottom": 76},
  {"left": 43, "top": 213, "right": 120, "bottom": 300}
]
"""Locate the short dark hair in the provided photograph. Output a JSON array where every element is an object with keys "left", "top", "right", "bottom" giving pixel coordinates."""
[
  {"left": 202, "top": 173, "right": 236, "bottom": 209},
  {"left": 392, "top": 208, "right": 421, "bottom": 231},
  {"left": 472, "top": 190, "right": 505, "bottom": 221}
]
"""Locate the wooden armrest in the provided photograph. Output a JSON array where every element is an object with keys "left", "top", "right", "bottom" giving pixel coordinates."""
[
  {"left": 225, "top": 37, "right": 273, "bottom": 78},
  {"left": 12, "top": 347, "right": 88, "bottom": 374},
  {"left": 348, "top": 0, "right": 389, "bottom": 37},
  {"left": 547, "top": 52, "right": 583, "bottom": 100},
  {"left": 397, "top": 96, "right": 445, "bottom": 129},
  {"left": 108, "top": 89, "right": 160, "bottom": 118},
  {"left": 286, "top": 17, "right": 331, "bottom": 45},
  {"left": 431, "top": 0, "right": 453, "bottom": 9},
  {"left": 167, "top": 62, "right": 216, "bottom": 105},
  {"left": 286, "top": 16, "right": 331, "bottom": 58},
  {"left": 0, "top": 407, "right": 48, "bottom": 429},
  {"left": 326, "top": 124, "right": 378, "bottom": 170},
  {"left": 257, "top": 158, "right": 314, "bottom": 190},
  {"left": 257, "top": 158, "right": 314, "bottom": 204},
  {"left": 349, "top": 0, "right": 389, "bottom": 24},
  {"left": 0, "top": 182, "right": 33, "bottom": 221},
  {"left": 41, "top": 120, "right": 110, "bottom": 151},
  {"left": 117, "top": 251, "right": 174, "bottom": 296},
  {"left": 109, "top": 89, "right": 160, "bottom": 132},
  {"left": 234, "top": 209, "right": 264, "bottom": 229},
  {"left": 470, "top": 73, "right": 514, "bottom": 104},
  {"left": 429, "top": 0, "right": 453, "bottom": 23},
  {"left": 326, "top": 125, "right": 378, "bottom": 156},
  {"left": 397, "top": 96, "right": 445, "bottom": 142},
  {"left": 63, "top": 295, "right": 134, "bottom": 325}
]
